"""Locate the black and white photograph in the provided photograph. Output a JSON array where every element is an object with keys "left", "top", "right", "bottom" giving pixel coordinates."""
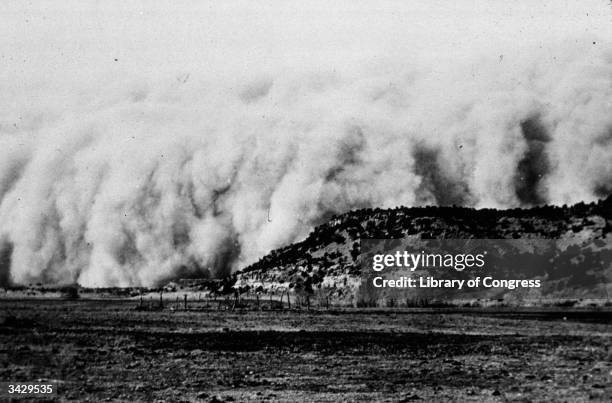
[{"left": 1, "top": 1, "right": 611, "bottom": 401}]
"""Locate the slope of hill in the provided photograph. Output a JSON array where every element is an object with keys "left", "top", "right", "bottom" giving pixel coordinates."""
[{"left": 233, "top": 196, "right": 612, "bottom": 306}]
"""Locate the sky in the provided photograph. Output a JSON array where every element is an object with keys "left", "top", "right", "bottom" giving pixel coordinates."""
[{"left": 2, "top": 0, "right": 611, "bottom": 82}]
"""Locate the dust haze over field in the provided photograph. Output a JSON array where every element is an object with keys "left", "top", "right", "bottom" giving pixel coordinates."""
[{"left": 1, "top": 1, "right": 612, "bottom": 287}]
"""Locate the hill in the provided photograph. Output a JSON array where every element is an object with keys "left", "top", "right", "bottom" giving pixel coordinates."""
[{"left": 232, "top": 196, "right": 612, "bottom": 306}]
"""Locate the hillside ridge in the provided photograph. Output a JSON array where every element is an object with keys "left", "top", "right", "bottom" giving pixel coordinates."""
[{"left": 232, "top": 195, "right": 611, "bottom": 305}]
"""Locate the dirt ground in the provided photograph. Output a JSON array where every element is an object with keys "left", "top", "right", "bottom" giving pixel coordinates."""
[{"left": 0, "top": 300, "right": 611, "bottom": 402}]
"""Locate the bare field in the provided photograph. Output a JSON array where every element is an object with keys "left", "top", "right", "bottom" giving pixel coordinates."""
[{"left": 1, "top": 300, "right": 611, "bottom": 402}]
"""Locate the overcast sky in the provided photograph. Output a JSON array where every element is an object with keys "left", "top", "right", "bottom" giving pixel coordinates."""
[{"left": 2, "top": 0, "right": 611, "bottom": 82}]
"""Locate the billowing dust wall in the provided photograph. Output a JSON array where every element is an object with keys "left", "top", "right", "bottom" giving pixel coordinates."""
[{"left": 1, "top": 1, "right": 612, "bottom": 286}]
